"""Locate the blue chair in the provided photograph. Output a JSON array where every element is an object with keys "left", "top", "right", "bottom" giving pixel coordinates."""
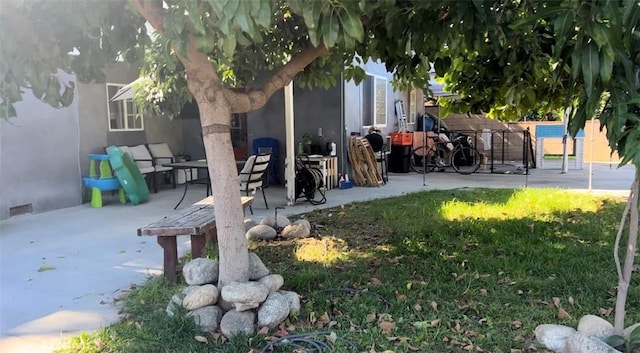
[{"left": 252, "top": 137, "right": 280, "bottom": 186}]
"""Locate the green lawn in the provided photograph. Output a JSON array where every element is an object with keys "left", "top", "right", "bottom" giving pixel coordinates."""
[{"left": 57, "top": 188, "right": 638, "bottom": 353}]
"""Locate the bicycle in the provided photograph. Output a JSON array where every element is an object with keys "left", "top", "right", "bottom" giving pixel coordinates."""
[{"left": 410, "top": 133, "right": 482, "bottom": 175}]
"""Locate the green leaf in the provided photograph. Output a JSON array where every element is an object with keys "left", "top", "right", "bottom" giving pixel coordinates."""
[
  {"left": 223, "top": 0, "right": 239, "bottom": 19},
  {"left": 341, "top": 11, "right": 363, "bottom": 42},
  {"left": 599, "top": 52, "right": 613, "bottom": 84},
  {"left": 207, "top": 0, "right": 227, "bottom": 13},
  {"left": 581, "top": 43, "right": 599, "bottom": 97},
  {"left": 197, "top": 36, "right": 214, "bottom": 53},
  {"left": 591, "top": 23, "right": 616, "bottom": 60},
  {"left": 553, "top": 11, "right": 573, "bottom": 55},
  {"left": 222, "top": 36, "right": 236, "bottom": 58},
  {"left": 255, "top": 0, "right": 271, "bottom": 28},
  {"left": 321, "top": 12, "right": 340, "bottom": 48},
  {"left": 186, "top": 0, "right": 205, "bottom": 35},
  {"left": 604, "top": 335, "right": 625, "bottom": 348}
]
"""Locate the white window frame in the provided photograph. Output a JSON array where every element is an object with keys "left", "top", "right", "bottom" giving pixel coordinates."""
[
  {"left": 361, "top": 73, "right": 388, "bottom": 129},
  {"left": 106, "top": 83, "right": 144, "bottom": 131}
]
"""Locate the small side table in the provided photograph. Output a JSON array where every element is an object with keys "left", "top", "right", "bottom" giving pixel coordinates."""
[{"left": 82, "top": 154, "right": 126, "bottom": 207}]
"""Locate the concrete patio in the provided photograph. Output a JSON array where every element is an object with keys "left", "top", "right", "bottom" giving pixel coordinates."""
[{"left": 0, "top": 162, "right": 636, "bottom": 353}]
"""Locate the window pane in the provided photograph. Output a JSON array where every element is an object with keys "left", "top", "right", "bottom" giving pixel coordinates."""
[
  {"left": 375, "top": 78, "right": 386, "bottom": 125},
  {"left": 362, "top": 76, "right": 373, "bottom": 126},
  {"left": 107, "top": 83, "right": 143, "bottom": 131}
]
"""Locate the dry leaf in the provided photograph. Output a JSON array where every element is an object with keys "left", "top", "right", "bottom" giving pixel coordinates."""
[
  {"left": 379, "top": 321, "right": 396, "bottom": 335},
  {"left": 455, "top": 273, "right": 467, "bottom": 282},
  {"left": 510, "top": 320, "right": 523, "bottom": 329},
  {"left": 568, "top": 297, "right": 575, "bottom": 306},
  {"left": 430, "top": 301, "right": 439, "bottom": 312},
  {"left": 257, "top": 326, "right": 269, "bottom": 335},
  {"left": 480, "top": 289, "right": 488, "bottom": 296},
  {"left": 194, "top": 335, "right": 208, "bottom": 343},
  {"left": 408, "top": 346, "right": 420, "bottom": 351},
  {"left": 413, "top": 303, "right": 422, "bottom": 312},
  {"left": 328, "top": 320, "right": 338, "bottom": 328},
  {"left": 325, "top": 331, "right": 337, "bottom": 344},
  {"left": 558, "top": 308, "right": 572, "bottom": 320},
  {"left": 431, "top": 319, "right": 441, "bottom": 327},
  {"left": 464, "top": 344, "right": 474, "bottom": 350},
  {"left": 370, "top": 277, "right": 383, "bottom": 285},
  {"left": 366, "top": 312, "right": 377, "bottom": 322},
  {"left": 598, "top": 307, "right": 614, "bottom": 317},
  {"left": 395, "top": 292, "right": 407, "bottom": 301},
  {"left": 552, "top": 297, "right": 561, "bottom": 308}
]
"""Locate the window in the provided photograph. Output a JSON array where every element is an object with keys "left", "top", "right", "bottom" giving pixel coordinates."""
[
  {"left": 362, "top": 74, "right": 387, "bottom": 127},
  {"left": 106, "top": 83, "right": 143, "bottom": 131}
]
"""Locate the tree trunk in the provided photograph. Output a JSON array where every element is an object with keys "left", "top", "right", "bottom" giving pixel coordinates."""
[
  {"left": 194, "top": 90, "right": 249, "bottom": 288},
  {"left": 614, "top": 166, "right": 639, "bottom": 334}
]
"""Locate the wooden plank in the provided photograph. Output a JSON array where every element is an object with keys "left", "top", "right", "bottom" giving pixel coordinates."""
[{"left": 138, "top": 197, "right": 254, "bottom": 236}]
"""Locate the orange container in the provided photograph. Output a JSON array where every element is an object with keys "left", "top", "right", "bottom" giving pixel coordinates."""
[{"left": 390, "top": 132, "right": 413, "bottom": 146}]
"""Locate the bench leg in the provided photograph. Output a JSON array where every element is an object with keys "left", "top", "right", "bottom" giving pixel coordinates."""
[
  {"left": 157, "top": 237, "right": 178, "bottom": 282},
  {"left": 191, "top": 234, "right": 206, "bottom": 259}
]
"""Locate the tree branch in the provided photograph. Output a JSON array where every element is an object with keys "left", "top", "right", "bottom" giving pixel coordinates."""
[
  {"left": 129, "top": 0, "right": 165, "bottom": 34},
  {"left": 231, "top": 44, "right": 330, "bottom": 113}
]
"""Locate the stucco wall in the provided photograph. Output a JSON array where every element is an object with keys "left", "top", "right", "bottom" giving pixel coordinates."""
[{"left": 0, "top": 73, "right": 81, "bottom": 220}]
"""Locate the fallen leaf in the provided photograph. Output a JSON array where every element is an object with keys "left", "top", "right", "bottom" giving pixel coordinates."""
[
  {"left": 395, "top": 292, "right": 407, "bottom": 301},
  {"left": 370, "top": 277, "right": 382, "bottom": 285},
  {"left": 408, "top": 346, "right": 420, "bottom": 351},
  {"left": 455, "top": 273, "right": 467, "bottom": 282},
  {"left": 379, "top": 321, "right": 396, "bottom": 335},
  {"left": 480, "top": 289, "right": 488, "bottom": 296},
  {"left": 413, "top": 303, "right": 422, "bottom": 312},
  {"left": 552, "top": 297, "right": 561, "bottom": 308},
  {"left": 558, "top": 308, "right": 572, "bottom": 320},
  {"left": 430, "top": 301, "right": 439, "bottom": 312},
  {"left": 37, "top": 264, "right": 56, "bottom": 272},
  {"left": 510, "top": 320, "right": 523, "bottom": 329},
  {"left": 257, "top": 326, "right": 269, "bottom": 335},
  {"left": 431, "top": 319, "right": 441, "bottom": 327},
  {"left": 194, "top": 335, "right": 208, "bottom": 343},
  {"left": 325, "top": 331, "right": 337, "bottom": 344},
  {"left": 366, "top": 312, "right": 377, "bottom": 322},
  {"left": 598, "top": 307, "right": 614, "bottom": 317},
  {"left": 464, "top": 344, "right": 474, "bottom": 350},
  {"left": 568, "top": 297, "right": 575, "bottom": 306}
]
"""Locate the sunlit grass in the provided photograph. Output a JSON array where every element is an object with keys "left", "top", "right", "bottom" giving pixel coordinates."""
[{"left": 439, "top": 188, "right": 605, "bottom": 221}]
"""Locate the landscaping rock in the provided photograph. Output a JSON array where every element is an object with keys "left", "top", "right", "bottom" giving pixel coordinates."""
[
  {"left": 535, "top": 324, "right": 576, "bottom": 353},
  {"left": 260, "top": 215, "right": 291, "bottom": 229},
  {"left": 182, "top": 285, "right": 200, "bottom": 296},
  {"left": 221, "top": 281, "right": 269, "bottom": 311},
  {"left": 183, "top": 284, "right": 219, "bottom": 311},
  {"left": 281, "top": 223, "right": 310, "bottom": 239},
  {"left": 257, "top": 292, "right": 290, "bottom": 329},
  {"left": 248, "top": 252, "right": 270, "bottom": 280},
  {"left": 293, "top": 219, "right": 311, "bottom": 231},
  {"left": 166, "top": 293, "right": 184, "bottom": 316},
  {"left": 246, "top": 225, "right": 277, "bottom": 241},
  {"left": 244, "top": 218, "right": 258, "bottom": 232},
  {"left": 258, "top": 274, "right": 284, "bottom": 293},
  {"left": 182, "top": 258, "right": 219, "bottom": 285},
  {"left": 188, "top": 305, "right": 222, "bottom": 332},
  {"left": 220, "top": 310, "right": 255, "bottom": 338},
  {"left": 566, "top": 332, "right": 619, "bottom": 353},
  {"left": 577, "top": 315, "right": 614, "bottom": 340},
  {"left": 278, "top": 290, "right": 301, "bottom": 316}
]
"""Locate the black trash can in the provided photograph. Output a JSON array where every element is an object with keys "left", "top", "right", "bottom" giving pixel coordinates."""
[{"left": 389, "top": 144, "right": 412, "bottom": 173}]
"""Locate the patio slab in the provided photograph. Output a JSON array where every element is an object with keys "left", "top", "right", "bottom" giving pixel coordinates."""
[{"left": 0, "top": 162, "right": 635, "bottom": 352}]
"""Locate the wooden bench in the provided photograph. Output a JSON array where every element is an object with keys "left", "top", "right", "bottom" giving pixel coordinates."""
[{"left": 137, "top": 196, "right": 254, "bottom": 281}]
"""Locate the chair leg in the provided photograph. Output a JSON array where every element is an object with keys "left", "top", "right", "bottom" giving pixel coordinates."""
[
  {"left": 153, "top": 173, "right": 159, "bottom": 193},
  {"left": 245, "top": 190, "right": 254, "bottom": 215},
  {"left": 261, "top": 187, "right": 268, "bottom": 209}
]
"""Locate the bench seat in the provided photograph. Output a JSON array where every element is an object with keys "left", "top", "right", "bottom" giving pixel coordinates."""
[{"left": 137, "top": 196, "right": 254, "bottom": 281}]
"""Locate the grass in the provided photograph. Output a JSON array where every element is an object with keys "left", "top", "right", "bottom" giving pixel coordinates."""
[{"left": 56, "top": 188, "right": 639, "bottom": 353}]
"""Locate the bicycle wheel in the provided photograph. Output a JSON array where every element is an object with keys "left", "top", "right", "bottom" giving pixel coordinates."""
[
  {"left": 410, "top": 145, "right": 440, "bottom": 173},
  {"left": 451, "top": 146, "right": 481, "bottom": 175}
]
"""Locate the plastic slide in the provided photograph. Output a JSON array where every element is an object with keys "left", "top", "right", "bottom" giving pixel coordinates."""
[{"left": 106, "top": 145, "right": 150, "bottom": 205}]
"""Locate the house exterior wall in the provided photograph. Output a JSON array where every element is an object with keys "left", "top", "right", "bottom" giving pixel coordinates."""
[{"left": 0, "top": 72, "right": 81, "bottom": 220}]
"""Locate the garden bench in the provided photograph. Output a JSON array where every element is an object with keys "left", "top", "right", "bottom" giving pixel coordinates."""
[{"left": 137, "top": 196, "right": 254, "bottom": 281}]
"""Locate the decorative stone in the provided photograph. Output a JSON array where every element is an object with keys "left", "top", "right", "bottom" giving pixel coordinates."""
[
  {"left": 258, "top": 274, "right": 284, "bottom": 293},
  {"left": 535, "top": 324, "right": 576, "bottom": 353},
  {"left": 577, "top": 315, "right": 614, "bottom": 340},
  {"left": 246, "top": 225, "right": 277, "bottom": 241},
  {"left": 624, "top": 323, "right": 640, "bottom": 340},
  {"left": 257, "top": 292, "right": 291, "bottom": 329},
  {"left": 220, "top": 310, "right": 255, "bottom": 338},
  {"left": 221, "top": 281, "right": 269, "bottom": 311},
  {"left": 278, "top": 290, "right": 301, "bottom": 316},
  {"left": 183, "top": 284, "right": 219, "bottom": 310},
  {"left": 281, "top": 223, "right": 310, "bottom": 239},
  {"left": 182, "top": 258, "right": 219, "bottom": 285},
  {"left": 260, "top": 215, "right": 291, "bottom": 229},
  {"left": 566, "top": 332, "right": 619, "bottom": 353},
  {"left": 166, "top": 293, "right": 184, "bottom": 316},
  {"left": 293, "top": 219, "right": 311, "bottom": 231},
  {"left": 244, "top": 218, "right": 258, "bottom": 232},
  {"left": 188, "top": 305, "right": 222, "bottom": 332},
  {"left": 248, "top": 252, "right": 270, "bottom": 280}
]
